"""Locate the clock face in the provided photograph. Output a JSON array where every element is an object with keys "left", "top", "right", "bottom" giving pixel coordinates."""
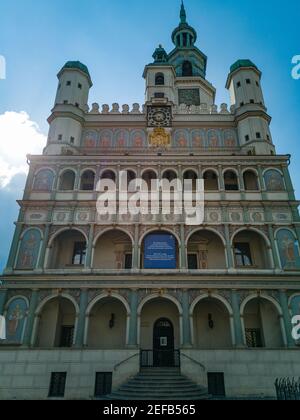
[
  {"left": 153, "top": 111, "right": 166, "bottom": 122},
  {"left": 147, "top": 106, "right": 172, "bottom": 127}
]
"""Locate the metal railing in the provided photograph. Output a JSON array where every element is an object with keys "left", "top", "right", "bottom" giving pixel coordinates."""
[
  {"left": 114, "top": 353, "right": 139, "bottom": 371},
  {"left": 181, "top": 353, "right": 206, "bottom": 371},
  {"left": 140, "top": 349, "right": 181, "bottom": 368},
  {"left": 275, "top": 378, "right": 300, "bottom": 400}
]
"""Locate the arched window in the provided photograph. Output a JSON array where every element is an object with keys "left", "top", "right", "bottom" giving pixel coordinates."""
[
  {"left": 224, "top": 170, "right": 239, "bottom": 191},
  {"left": 80, "top": 170, "right": 95, "bottom": 191},
  {"left": 243, "top": 170, "right": 259, "bottom": 191},
  {"left": 203, "top": 171, "right": 219, "bottom": 191},
  {"left": 155, "top": 73, "right": 165, "bottom": 86},
  {"left": 59, "top": 170, "right": 75, "bottom": 191},
  {"left": 264, "top": 170, "right": 285, "bottom": 191},
  {"left": 182, "top": 61, "right": 193, "bottom": 77},
  {"left": 33, "top": 169, "right": 54, "bottom": 191}
]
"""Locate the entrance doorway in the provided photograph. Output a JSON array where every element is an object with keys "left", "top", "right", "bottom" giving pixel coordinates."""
[{"left": 153, "top": 318, "right": 175, "bottom": 367}]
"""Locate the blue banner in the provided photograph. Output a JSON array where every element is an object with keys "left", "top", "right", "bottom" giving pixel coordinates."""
[{"left": 144, "top": 234, "right": 177, "bottom": 269}]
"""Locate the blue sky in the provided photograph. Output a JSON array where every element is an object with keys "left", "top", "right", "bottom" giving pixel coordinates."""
[{"left": 0, "top": 0, "right": 299, "bottom": 272}]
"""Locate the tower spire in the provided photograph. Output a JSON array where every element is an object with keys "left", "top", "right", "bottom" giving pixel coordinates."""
[{"left": 180, "top": 1, "right": 187, "bottom": 24}]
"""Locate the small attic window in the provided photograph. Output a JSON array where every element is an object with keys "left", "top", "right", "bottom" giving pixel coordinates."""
[
  {"left": 78, "top": 83, "right": 82, "bottom": 89},
  {"left": 70, "top": 137, "right": 75, "bottom": 144},
  {"left": 182, "top": 61, "right": 193, "bottom": 77},
  {"left": 250, "top": 99, "right": 254, "bottom": 104},
  {"left": 246, "top": 79, "right": 251, "bottom": 84},
  {"left": 66, "top": 81, "right": 71, "bottom": 86},
  {"left": 75, "top": 103, "right": 79, "bottom": 108},
  {"left": 256, "top": 132, "right": 261, "bottom": 139},
  {"left": 237, "top": 81, "right": 241, "bottom": 88},
  {"left": 58, "top": 134, "right": 63, "bottom": 141},
  {"left": 155, "top": 73, "right": 165, "bottom": 86},
  {"left": 245, "top": 135, "right": 250, "bottom": 142}
]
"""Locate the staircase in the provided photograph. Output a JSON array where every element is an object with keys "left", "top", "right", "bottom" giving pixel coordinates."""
[{"left": 108, "top": 368, "right": 209, "bottom": 400}]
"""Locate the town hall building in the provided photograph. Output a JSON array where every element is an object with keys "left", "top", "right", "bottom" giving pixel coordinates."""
[{"left": 0, "top": 3, "right": 300, "bottom": 400}]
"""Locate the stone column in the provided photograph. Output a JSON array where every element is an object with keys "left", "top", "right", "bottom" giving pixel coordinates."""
[
  {"left": 268, "top": 225, "right": 281, "bottom": 269},
  {"left": 218, "top": 165, "right": 225, "bottom": 200},
  {"left": 37, "top": 225, "right": 50, "bottom": 270},
  {"left": 74, "top": 289, "right": 88, "bottom": 348},
  {"left": 182, "top": 290, "right": 192, "bottom": 348},
  {"left": 231, "top": 290, "right": 245, "bottom": 347},
  {"left": 282, "top": 165, "right": 295, "bottom": 200},
  {"left": 127, "top": 290, "right": 138, "bottom": 348},
  {"left": 85, "top": 224, "right": 95, "bottom": 269},
  {"left": 279, "top": 290, "right": 295, "bottom": 348},
  {"left": 0, "top": 289, "right": 7, "bottom": 315},
  {"left": 180, "top": 225, "right": 187, "bottom": 269},
  {"left": 257, "top": 165, "right": 267, "bottom": 200},
  {"left": 23, "top": 290, "right": 39, "bottom": 347},
  {"left": 224, "top": 225, "right": 234, "bottom": 269},
  {"left": 133, "top": 225, "right": 140, "bottom": 270}
]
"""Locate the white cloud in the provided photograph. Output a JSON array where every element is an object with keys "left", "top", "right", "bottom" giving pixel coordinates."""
[{"left": 0, "top": 111, "right": 46, "bottom": 188}]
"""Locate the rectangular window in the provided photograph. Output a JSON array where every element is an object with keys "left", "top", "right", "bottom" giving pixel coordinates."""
[
  {"left": 59, "top": 326, "right": 74, "bottom": 348},
  {"left": 63, "top": 100, "right": 68, "bottom": 104},
  {"left": 124, "top": 254, "right": 133, "bottom": 269},
  {"left": 66, "top": 81, "right": 71, "bottom": 86},
  {"left": 207, "top": 373, "right": 226, "bottom": 397},
  {"left": 234, "top": 243, "right": 253, "bottom": 267},
  {"left": 237, "top": 81, "right": 241, "bottom": 88},
  {"left": 70, "top": 136, "right": 75, "bottom": 144},
  {"left": 246, "top": 79, "right": 251, "bottom": 84},
  {"left": 250, "top": 99, "right": 254, "bottom": 104},
  {"left": 94, "top": 373, "right": 112, "bottom": 398},
  {"left": 240, "top": 102, "right": 244, "bottom": 107},
  {"left": 78, "top": 83, "right": 82, "bottom": 89},
  {"left": 188, "top": 254, "right": 198, "bottom": 270},
  {"left": 245, "top": 328, "right": 263, "bottom": 348},
  {"left": 72, "top": 242, "right": 86, "bottom": 265},
  {"left": 75, "top": 103, "right": 79, "bottom": 108},
  {"left": 49, "top": 373, "right": 67, "bottom": 398},
  {"left": 154, "top": 92, "right": 165, "bottom": 98},
  {"left": 245, "top": 135, "right": 250, "bottom": 142},
  {"left": 256, "top": 132, "right": 261, "bottom": 139},
  {"left": 58, "top": 134, "right": 63, "bottom": 141}
]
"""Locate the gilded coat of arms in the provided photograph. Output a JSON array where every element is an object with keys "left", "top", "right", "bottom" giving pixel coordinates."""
[{"left": 148, "top": 128, "right": 171, "bottom": 148}]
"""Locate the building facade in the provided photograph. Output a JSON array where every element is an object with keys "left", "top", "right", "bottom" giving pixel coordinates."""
[{"left": 0, "top": 3, "right": 300, "bottom": 400}]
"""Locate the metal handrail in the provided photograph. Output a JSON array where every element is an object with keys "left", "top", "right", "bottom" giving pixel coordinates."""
[
  {"left": 181, "top": 353, "right": 206, "bottom": 371},
  {"left": 114, "top": 353, "right": 139, "bottom": 371}
]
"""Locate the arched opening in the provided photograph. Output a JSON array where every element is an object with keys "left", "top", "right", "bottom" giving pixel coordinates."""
[
  {"left": 140, "top": 298, "right": 180, "bottom": 356},
  {"left": 162, "top": 170, "right": 177, "bottom": 182},
  {"left": 36, "top": 297, "right": 76, "bottom": 348},
  {"left": 80, "top": 170, "right": 95, "bottom": 191},
  {"left": 59, "top": 170, "right": 75, "bottom": 191},
  {"left": 233, "top": 230, "right": 271, "bottom": 269},
  {"left": 155, "top": 73, "right": 165, "bottom": 86},
  {"left": 224, "top": 170, "right": 239, "bottom": 191},
  {"left": 101, "top": 170, "right": 116, "bottom": 183},
  {"left": 182, "top": 60, "right": 193, "bottom": 77},
  {"left": 93, "top": 230, "right": 133, "bottom": 270},
  {"left": 126, "top": 170, "right": 136, "bottom": 188},
  {"left": 86, "top": 297, "right": 127, "bottom": 349},
  {"left": 141, "top": 231, "right": 179, "bottom": 269},
  {"left": 193, "top": 298, "right": 232, "bottom": 349},
  {"left": 243, "top": 298, "right": 283, "bottom": 348},
  {"left": 183, "top": 170, "right": 198, "bottom": 191},
  {"left": 142, "top": 170, "right": 157, "bottom": 190},
  {"left": 203, "top": 170, "right": 219, "bottom": 191},
  {"left": 243, "top": 170, "right": 259, "bottom": 191},
  {"left": 187, "top": 230, "right": 226, "bottom": 269},
  {"left": 48, "top": 230, "right": 87, "bottom": 269}
]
